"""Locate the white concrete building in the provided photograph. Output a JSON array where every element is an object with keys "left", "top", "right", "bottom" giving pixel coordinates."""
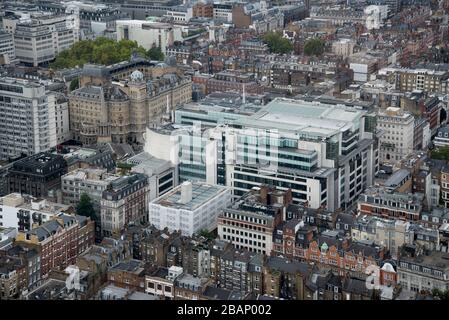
[
  {"left": 149, "top": 181, "right": 232, "bottom": 236},
  {"left": 0, "top": 77, "right": 58, "bottom": 161},
  {"left": 349, "top": 54, "right": 378, "bottom": 83},
  {"left": 217, "top": 186, "right": 287, "bottom": 255},
  {"left": 377, "top": 107, "right": 415, "bottom": 164},
  {"left": 127, "top": 152, "right": 177, "bottom": 201},
  {"left": 61, "top": 168, "right": 120, "bottom": 213},
  {"left": 364, "top": 5, "right": 389, "bottom": 30},
  {"left": 0, "top": 227, "right": 17, "bottom": 242},
  {"left": 164, "top": 7, "right": 193, "bottom": 22},
  {"left": 3, "top": 13, "right": 79, "bottom": 66},
  {"left": 0, "top": 193, "right": 70, "bottom": 232},
  {"left": 332, "top": 39, "right": 355, "bottom": 58},
  {"left": 54, "top": 93, "right": 71, "bottom": 144},
  {"left": 146, "top": 97, "right": 379, "bottom": 211},
  {"left": 213, "top": 4, "right": 233, "bottom": 23},
  {"left": 116, "top": 20, "right": 182, "bottom": 55},
  {"left": 0, "top": 30, "right": 15, "bottom": 62}
]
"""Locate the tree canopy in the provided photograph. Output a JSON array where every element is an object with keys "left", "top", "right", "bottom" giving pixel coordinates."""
[
  {"left": 432, "top": 288, "right": 449, "bottom": 300},
  {"left": 198, "top": 229, "right": 215, "bottom": 241},
  {"left": 69, "top": 78, "right": 79, "bottom": 91},
  {"left": 304, "top": 38, "right": 325, "bottom": 56},
  {"left": 76, "top": 193, "right": 96, "bottom": 220},
  {"left": 430, "top": 146, "right": 449, "bottom": 161},
  {"left": 147, "top": 46, "right": 165, "bottom": 61},
  {"left": 50, "top": 37, "right": 150, "bottom": 69},
  {"left": 263, "top": 31, "right": 293, "bottom": 54}
]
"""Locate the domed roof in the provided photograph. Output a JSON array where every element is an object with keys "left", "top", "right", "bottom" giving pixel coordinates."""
[
  {"left": 130, "top": 70, "right": 144, "bottom": 82},
  {"left": 381, "top": 262, "right": 396, "bottom": 273}
]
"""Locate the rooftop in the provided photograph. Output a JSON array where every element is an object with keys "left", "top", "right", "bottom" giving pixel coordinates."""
[
  {"left": 0, "top": 193, "right": 70, "bottom": 214},
  {"left": 152, "top": 182, "right": 228, "bottom": 211},
  {"left": 236, "top": 97, "right": 365, "bottom": 138},
  {"left": 109, "top": 260, "right": 144, "bottom": 275},
  {"left": 127, "top": 152, "right": 173, "bottom": 176},
  {"left": 26, "top": 214, "right": 87, "bottom": 242},
  {"left": 360, "top": 187, "right": 424, "bottom": 209},
  {"left": 383, "top": 169, "right": 411, "bottom": 189},
  {"left": 400, "top": 250, "right": 449, "bottom": 271}
]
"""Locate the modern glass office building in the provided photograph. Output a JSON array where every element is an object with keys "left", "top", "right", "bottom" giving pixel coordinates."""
[{"left": 145, "top": 97, "right": 379, "bottom": 211}]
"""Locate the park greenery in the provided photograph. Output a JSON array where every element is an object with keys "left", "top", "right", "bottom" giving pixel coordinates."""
[
  {"left": 304, "top": 38, "right": 325, "bottom": 56},
  {"left": 50, "top": 37, "right": 165, "bottom": 69},
  {"left": 262, "top": 31, "right": 293, "bottom": 54}
]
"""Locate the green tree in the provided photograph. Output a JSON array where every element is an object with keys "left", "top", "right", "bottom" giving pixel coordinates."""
[
  {"left": 431, "top": 146, "right": 449, "bottom": 160},
  {"left": 76, "top": 193, "right": 96, "bottom": 220},
  {"left": 116, "top": 162, "right": 134, "bottom": 176},
  {"left": 432, "top": 288, "right": 449, "bottom": 299},
  {"left": 69, "top": 78, "right": 79, "bottom": 91},
  {"left": 262, "top": 31, "right": 293, "bottom": 54},
  {"left": 50, "top": 37, "right": 149, "bottom": 69},
  {"left": 147, "top": 46, "right": 165, "bottom": 61},
  {"left": 304, "top": 38, "right": 325, "bottom": 56},
  {"left": 198, "top": 229, "right": 215, "bottom": 241}
]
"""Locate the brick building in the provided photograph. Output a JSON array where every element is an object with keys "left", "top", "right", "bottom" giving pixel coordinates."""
[
  {"left": 107, "top": 259, "right": 145, "bottom": 292},
  {"left": 192, "top": 3, "right": 214, "bottom": 18},
  {"left": 357, "top": 187, "right": 424, "bottom": 221},
  {"left": 15, "top": 214, "right": 95, "bottom": 277}
]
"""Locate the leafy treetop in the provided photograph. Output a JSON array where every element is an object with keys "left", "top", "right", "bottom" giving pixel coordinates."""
[
  {"left": 431, "top": 146, "right": 449, "bottom": 161},
  {"left": 50, "top": 37, "right": 162, "bottom": 69},
  {"left": 304, "top": 38, "right": 325, "bottom": 56},
  {"left": 262, "top": 31, "right": 293, "bottom": 54},
  {"left": 76, "top": 193, "right": 96, "bottom": 220}
]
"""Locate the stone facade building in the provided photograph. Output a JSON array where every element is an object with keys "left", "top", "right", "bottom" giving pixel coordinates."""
[
  {"left": 69, "top": 59, "right": 192, "bottom": 145},
  {"left": 100, "top": 174, "right": 149, "bottom": 236}
]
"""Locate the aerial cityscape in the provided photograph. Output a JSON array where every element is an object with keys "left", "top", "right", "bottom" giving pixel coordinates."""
[{"left": 1, "top": 0, "right": 449, "bottom": 303}]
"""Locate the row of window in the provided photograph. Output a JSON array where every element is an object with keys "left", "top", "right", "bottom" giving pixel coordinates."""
[{"left": 221, "top": 227, "right": 267, "bottom": 241}]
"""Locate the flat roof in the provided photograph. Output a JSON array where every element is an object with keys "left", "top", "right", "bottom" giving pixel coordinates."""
[
  {"left": 384, "top": 169, "right": 411, "bottom": 188},
  {"left": 152, "top": 182, "right": 228, "bottom": 211},
  {"left": 239, "top": 98, "right": 364, "bottom": 138}
]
